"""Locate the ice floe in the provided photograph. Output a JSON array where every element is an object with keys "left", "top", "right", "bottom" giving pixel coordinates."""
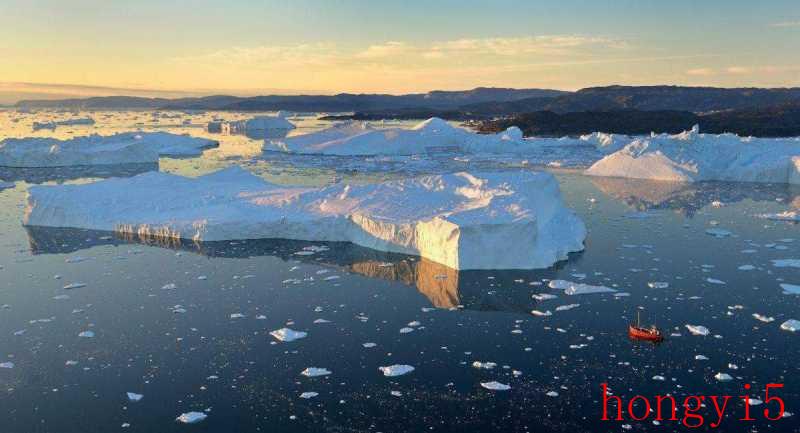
[
  {"left": 714, "top": 372, "right": 734, "bottom": 382},
  {"left": 24, "top": 166, "right": 586, "bottom": 270},
  {"left": 126, "top": 392, "right": 143, "bottom": 402},
  {"left": 780, "top": 284, "right": 800, "bottom": 295},
  {"left": 780, "top": 319, "right": 800, "bottom": 332},
  {"left": 269, "top": 328, "right": 307, "bottom": 342},
  {"left": 301, "top": 367, "right": 331, "bottom": 377},
  {"left": 378, "top": 364, "right": 415, "bottom": 377},
  {"left": 0, "top": 132, "right": 217, "bottom": 167},
  {"left": 585, "top": 125, "right": 800, "bottom": 185},
  {"left": 176, "top": 412, "right": 207, "bottom": 424},
  {"left": 480, "top": 381, "right": 511, "bottom": 391},
  {"left": 772, "top": 259, "right": 800, "bottom": 268},
  {"left": 685, "top": 325, "right": 710, "bottom": 336},
  {"left": 547, "top": 280, "right": 616, "bottom": 295}
]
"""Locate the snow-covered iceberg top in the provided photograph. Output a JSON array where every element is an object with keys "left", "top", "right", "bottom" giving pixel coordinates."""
[
  {"left": 24, "top": 166, "right": 586, "bottom": 270},
  {"left": 0, "top": 132, "right": 218, "bottom": 167},
  {"left": 265, "top": 117, "right": 529, "bottom": 156},
  {"left": 585, "top": 125, "right": 800, "bottom": 184}
]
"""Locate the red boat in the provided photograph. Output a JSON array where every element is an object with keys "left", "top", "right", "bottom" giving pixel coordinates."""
[{"left": 628, "top": 312, "right": 664, "bottom": 342}]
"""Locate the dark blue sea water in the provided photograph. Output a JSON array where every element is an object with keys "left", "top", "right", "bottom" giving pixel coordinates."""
[{"left": 1, "top": 165, "right": 799, "bottom": 432}]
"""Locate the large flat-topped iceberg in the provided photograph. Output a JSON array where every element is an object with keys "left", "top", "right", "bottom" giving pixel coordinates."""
[
  {"left": 24, "top": 167, "right": 586, "bottom": 270},
  {"left": 0, "top": 132, "right": 218, "bottom": 167},
  {"left": 265, "top": 118, "right": 527, "bottom": 156},
  {"left": 585, "top": 126, "right": 800, "bottom": 184},
  {"left": 220, "top": 115, "right": 296, "bottom": 139}
]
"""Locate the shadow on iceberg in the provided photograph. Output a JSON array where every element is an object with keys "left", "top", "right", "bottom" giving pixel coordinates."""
[
  {"left": 24, "top": 226, "right": 580, "bottom": 313},
  {"left": 0, "top": 163, "right": 158, "bottom": 185},
  {"left": 591, "top": 176, "right": 800, "bottom": 217}
]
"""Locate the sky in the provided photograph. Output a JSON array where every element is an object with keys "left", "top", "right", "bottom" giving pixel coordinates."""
[{"left": 1, "top": 0, "right": 799, "bottom": 103}]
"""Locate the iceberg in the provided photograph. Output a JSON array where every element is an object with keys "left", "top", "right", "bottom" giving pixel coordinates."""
[
  {"left": 24, "top": 167, "right": 586, "bottom": 270},
  {"left": 176, "top": 412, "right": 207, "bottom": 424},
  {"left": 265, "top": 117, "right": 528, "bottom": 156},
  {"left": 547, "top": 279, "right": 616, "bottom": 295},
  {"left": 221, "top": 115, "right": 295, "bottom": 138},
  {"left": 585, "top": 125, "right": 800, "bottom": 184},
  {"left": 33, "top": 117, "right": 95, "bottom": 131},
  {"left": 780, "top": 319, "right": 800, "bottom": 332},
  {"left": 0, "top": 132, "right": 217, "bottom": 167}
]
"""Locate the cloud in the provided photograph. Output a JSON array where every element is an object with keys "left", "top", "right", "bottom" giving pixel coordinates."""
[
  {"left": 725, "top": 66, "right": 751, "bottom": 75},
  {"left": 425, "top": 35, "right": 626, "bottom": 58},
  {"left": 686, "top": 68, "right": 715, "bottom": 76},
  {"left": 770, "top": 21, "right": 800, "bottom": 28},
  {"left": 355, "top": 41, "right": 415, "bottom": 59}
]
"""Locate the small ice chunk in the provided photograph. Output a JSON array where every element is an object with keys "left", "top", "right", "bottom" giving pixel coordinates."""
[
  {"left": 127, "top": 392, "right": 143, "bottom": 402},
  {"left": 714, "top": 372, "right": 733, "bottom": 382},
  {"left": 772, "top": 259, "right": 800, "bottom": 268},
  {"left": 780, "top": 284, "right": 800, "bottom": 295},
  {"left": 270, "top": 328, "right": 307, "bottom": 342},
  {"left": 652, "top": 375, "right": 666, "bottom": 381},
  {"left": 706, "top": 278, "right": 726, "bottom": 285},
  {"left": 531, "top": 309, "right": 552, "bottom": 317},
  {"left": 548, "top": 280, "right": 616, "bottom": 295},
  {"left": 738, "top": 265, "right": 756, "bottom": 271},
  {"left": 705, "top": 228, "right": 732, "bottom": 237},
  {"left": 176, "top": 412, "right": 207, "bottom": 424},
  {"left": 555, "top": 304, "right": 580, "bottom": 311},
  {"left": 695, "top": 355, "right": 709, "bottom": 361},
  {"left": 362, "top": 342, "right": 377, "bottom": 348},
  {"left": 78, "top": 330, "right": 95, "bottom": 338},
  {"left": 480, "top": 381, "right": 511, "bottom": 391},
  {"left": 229, "top": 313, "right": 245, "bottom": 319},
  {"left": 63, "top": 283, "right": 86, "bottom": 290},
  {"left": 0, "top": 362, "right": 14, "bottom": 369},
  {"left": 780, "top": 319, "right": 800, "bottom": 332},
  {"left": 647, "top": 282, "right": 669, "bottom": 289},
  {"left": 546, "top": 391, "right": 559, "bottom": 397},
  {"left": 471, "top": 361, "right": 497, "bottom": 370},
  {"left": 752, "top": 313, "right": 775, "bottom": 323},
  {"left": 685, "top": 325, "right": 710, "bottom": 336},
  {"left": 378, "top": 364, "right": 414, "bottom": 377},
  {"left": 532, "top": 293, "right": 557, "bottom": 301},
  {"left": 301, "top": 367, "right": 331, "bottom": 377},
  {"left": 299, "top": 392, "right": 319, "bottom": 399}
]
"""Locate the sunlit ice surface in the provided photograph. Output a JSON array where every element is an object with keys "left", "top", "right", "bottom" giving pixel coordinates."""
[{"left": 0, "top": 109, "right": 799, "bottom": 432}]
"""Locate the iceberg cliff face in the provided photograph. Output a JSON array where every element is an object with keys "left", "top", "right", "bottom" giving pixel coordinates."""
[
  {"left": 0, "top": 132, "right": 218, "bottom": 167},
  {"left": 585, "top": 126, "right": 800, "bottom": 184},
  {"left": 24, "top": 167, "right": 586, "bottom": 270},
  {"left": 264, "top": 118, "right": 528, "bottom": 156}
]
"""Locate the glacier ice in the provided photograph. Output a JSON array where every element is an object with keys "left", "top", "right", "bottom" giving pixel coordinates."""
[
  {"left": 0, "top": 132, "right": 217, "bottom": 167},
  {"left": 586, "top": 125, "right": 800, "bottom": 185},
  {"left": 24, "top": 166, "right": 586, "bottom": 270}
]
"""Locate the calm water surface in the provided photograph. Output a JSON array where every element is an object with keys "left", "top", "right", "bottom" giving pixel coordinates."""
[{"left": 0, "top": 110, "right": 799, "bottom": 432}]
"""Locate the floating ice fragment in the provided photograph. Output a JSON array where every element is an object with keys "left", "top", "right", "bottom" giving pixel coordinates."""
[
  {"left": 229, "top": 313, "right": 245, "bottom": 319},
  {"left": 752, "top": 313, "right": 775, "bottom": 323},
  {"left": 0, "top": 362, "right": 14, "bottom": 369},
  {"left": 706, "top": 278, "right": 726, "bottom": 285},
  {"left": 532, "top": 293, "right": 557, "bottom": 301},
  {"left": 685, "top": 325, "right": 710, "bottom": 336},
  {"left": 780, "top": 284, "right": 800, "bottom": 295},
  {"left": 161, "top": 283, "right": 177, "bottom": 290},
  {"left": 780, "top": 319, "right": 800, "bottom": 332},
  {"left": 548, "top": 280, "right": 616, "bottom": 295},
  {"left": 772, "top": 259, "right": 800, "bottom": 268},
  {"left": 176, "top": 412, "right": 207, "bottom": 424},
  {"left": 531, "top": 310, "right": 552, "bottom": 317},
  {"left": 399, "top": 327, "right": 414, "bottom": 334},
  {"left": 378, "top": 364, "right": 414, "bottom": 377},
  {"left": 695, "top": 355, "right": 709, "bottom": 361},
  {"left": 480, "top": 381, "right": 511, "bottom": 391},
  {"left": 362, "top": 342, "right": 377, "bottom": 348},
  {"left": 714, "top": 372, "right": 733, "bottom": 382},
  {"left": 63, "top": 283, "right": 86, "bottom": 290},
  {"left": 301, "top": 367, "right": 331, "bottom": 377},
  {"left": 127, "top": 392, "right": 143, "bottom": 402},
  {"left": 647, "top": 282, "right": 669, "bottom": 289},
  {"left": 270, "top": 328, "right": 307, "bottom": 342},
  {"left": 78, "top": 330, "right": 95, "bottom": 338},
  {"left": 546, "top": 391, "right": 559, "bottom": 397},
  {"left": 299, "top": 392, "right": 319, "bottom": 399},
  {"left": 705, "top": 228, "right": 732, "bottom": 237},
  {"left": 652, "top": 375, "right": 666, "bottom": 381},
  {"left": 738, "top": 265, "right": 756, "bottom": 271},
  {"left": 555, "top": 304, "right": 580, "bottom": 311},
  {"left": 759, "top": 211, "right": 799, "bottom": 221},
  {"left": 471, "top": 361, "right": 497, "bottom": 370}
]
